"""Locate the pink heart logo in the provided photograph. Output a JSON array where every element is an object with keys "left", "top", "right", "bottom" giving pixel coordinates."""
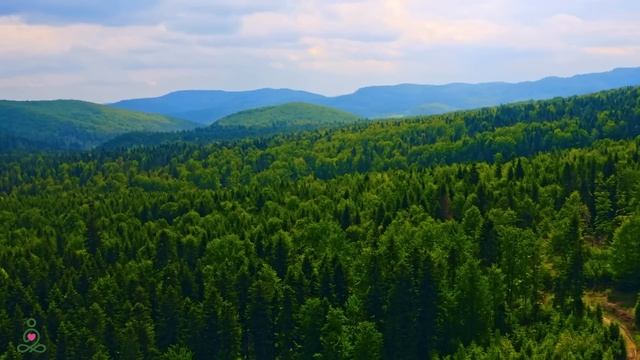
[{"left": 27, "top": 332, "right": 37, "bottom": 342}]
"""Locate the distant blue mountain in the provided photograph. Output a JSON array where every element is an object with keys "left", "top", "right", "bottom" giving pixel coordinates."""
[
  {"left": 112, "top": 89, "right": 326, "bottom": 124},
  {"left": 110, "top": 67, "right": 640, "bottom": 124}
]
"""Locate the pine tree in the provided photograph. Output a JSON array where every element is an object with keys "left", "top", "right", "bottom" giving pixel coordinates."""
[
  {"left": 118, "top": 322, "right": 142, "bottom": 360},
  {"left": 594, "top": 175, "right": 613, "bottom": 239},
  {"left": 248, "top": 268, "right": 277, "bottom": 360},
  {"left": 321, "top": 307, "right": 347, "bottom": 360},
  {"left": 554, "top": 192, "right": 586, "bottom": 314},
  {"left": 611, "top": 216, "right": 640, "bottom": 287},
  {"left": 201, "top": 294, "right": 221, "bottom": 359},
  {"left": 437, "top": 184, "right": 452, "bottom": 220},
  {"left": 272, "top": 233, "right": 290, "bottom": 279},
  {"left": 383, "top": 261, "right": 417, "bottom": 360},
  {"left": 297, "top": 298, "right": 326, "bottom": 359},
  {"left": 416, "top": 257, "right": 437, "bottom": 358},
  {"left": 86, "top": 205, "right": 101, "bottom": 255},
  {"left": 216, "top": 301, "right": 241, "bottom": 360},
  {"left": 515, "top": 159, "right": 525, "bottom": 179},
  {"left": 340, "top": 206, "right": 351, "bottom": 230},
  {"left": 333, "top": 257, "right": 348, "bottom": 306},
  {"left": 157, "top": 285, "right": 181, "bottom": 351},
  {"left": 275, "top": 287, "right": 296, "bottom": 359},
  {"left": 350, "top": 322, "right": 382, "bottom": 360},
  {"left": 155, "top": 230, "right": 176, "bottom": 270},
  {"left": 462, "top": 205, "right": 483, "bottom": 242},
  {"left": 455, "top": 260, "right": 491, "bottom": 345},
  {"left": 365, "top": 253, "right": 384, "bottom": 322},
  {"left": 319, "top": 256, "right": 333, "bottom": 302},
  {"left": 56, "top": 321, "right": 79, "bottom": 359},
  {"left": 479, "top": 218, "right": 498, "bottom": 266},
  {"left": 567, "top": 212, "right": 585, "bottom": 315}
]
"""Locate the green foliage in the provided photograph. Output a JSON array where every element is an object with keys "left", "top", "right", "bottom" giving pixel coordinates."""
[
  {"left": 552, "top": 192, "right": 587, "bottom": 314},
  {"left": 611, "top": 215, "right": 640, "bottom": 287},
  {"left": 103, "top": 103, "right": 361, "bottom": 150},
  {"left": 106, "top": 86, "right": 640, "bottom": 151},
  {"left": 0, "top": 100, "right": 195, "bottom": 151},
  {"left": 2, "top": 87, "right": 640, "bottom": 359},
  {"left": 215, "top": 102, "right": 360, "bottom": 128},
  {"left": 351, "top": 322, "right": 383, "bottom": 359},
  {"left": 161, "top": 345, "right": 194, "bottom": 360}
]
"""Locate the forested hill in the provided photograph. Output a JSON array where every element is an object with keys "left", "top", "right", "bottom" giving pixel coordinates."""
[
  {"left": 2, "top": 87, "right": 640, "bottom": 359},
  {"left": 103, "top": 86, "right": 639, "bottom": 152},
  {"left": 110, "top": 66, "right": 640, "bottom": 122},
  {"left": 111, "top": 88, "right": 327, "bottom": 124},
  {"left": 215, "top": 102, "right": 360, "bottom": 128},
  {"left": 0, "top": 99, "right": 196, "bottom": 151},
  {"left": 100, "top": 102, "right": 360, "bottom": 150}
]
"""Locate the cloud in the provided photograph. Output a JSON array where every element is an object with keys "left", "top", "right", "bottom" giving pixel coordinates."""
[
  {"left": 163, "top": 13, "right": 240, "bottom": 34},
  {"left": 0, "top": 0, "right": 288, "bottom": 34},
  {"left": 0, "top": 0, "right": 639, "bottom": 102},
  {"left": 0, "top": 0, "right": 159, "bottom": 25},
  {"left": 583, "top": 47, "right": 639, "bottom": 57},
  {"left": 156, "top": 0, "right": 291, "bottom": 34},
  {"left": 0, "top": 16, "right": 167, "bottom": 57}
]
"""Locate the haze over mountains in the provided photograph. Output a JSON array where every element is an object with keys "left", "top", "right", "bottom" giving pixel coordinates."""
[{"left": 111, "top": 67, "right": 640, "bottom": 124}]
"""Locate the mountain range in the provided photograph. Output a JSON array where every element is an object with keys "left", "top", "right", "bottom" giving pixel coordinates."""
[
  {"left": 110, "top": 67, "right": 640, "bottom": 124},
  {"left": 100, "top": 102, "right": 362, "bottom": 150},
  {"left": 3, "top": 66, "right": 640, "bottom": 152}
]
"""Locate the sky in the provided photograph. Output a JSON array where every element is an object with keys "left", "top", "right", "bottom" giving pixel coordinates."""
[{"left": 0, "top": 0, "right": 639, "bottom": 103}]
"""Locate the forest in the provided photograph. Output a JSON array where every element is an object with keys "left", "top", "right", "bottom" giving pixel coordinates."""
[
  {"left": 2, "top": 87, "right": 640, "bottom": 359},
  {"left": 0, "top": 100, "right": 196, "bottom": 152}
]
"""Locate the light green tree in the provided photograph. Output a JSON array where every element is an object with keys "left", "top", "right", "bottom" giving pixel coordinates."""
[{"left": 611, "top": 216, "right": 640, "bottom": 287}]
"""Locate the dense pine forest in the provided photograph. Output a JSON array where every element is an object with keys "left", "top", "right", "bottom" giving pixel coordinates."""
[{"left": 3, "top": 87, "right": 640, "bottom": 359}]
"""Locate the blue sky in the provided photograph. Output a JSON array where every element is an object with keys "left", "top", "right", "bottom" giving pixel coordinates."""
[{"left": 0, "top": 0, "right": 639, "bottom": 102}]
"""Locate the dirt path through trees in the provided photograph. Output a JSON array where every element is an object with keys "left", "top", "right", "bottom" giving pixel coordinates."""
[
  {"left": 602, "top": 314, "right": 638, "bottom": 360},
  {"left": 586, "top": 291, "right": 639, "bottom": 360}
]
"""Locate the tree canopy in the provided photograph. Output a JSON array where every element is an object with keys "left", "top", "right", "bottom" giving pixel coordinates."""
[{"left": 2, "top": 87, "right": 640, "bottom": 359}]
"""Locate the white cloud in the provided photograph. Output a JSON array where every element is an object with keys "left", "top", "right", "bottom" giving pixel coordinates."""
[
  {"left": 0, "top": 0, "right": 639, "bottom": 102},
  {"left": 583, "top": 47, "right": 639, "bottom": 57}
]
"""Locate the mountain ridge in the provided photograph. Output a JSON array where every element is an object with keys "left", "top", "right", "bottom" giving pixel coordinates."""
[
  {"left": 112, "top": 88, "right": 327, "bottom": 124},
  {"left": 100, "top": 102, "right": 361, "bottom": 150},
  {"left": 0, "top": 99, "right": 197, "bottom": 151},
  {"left": 109, "top": 67, "right": 640, "bottom": 123},
  {"left": 215, "top": 102, "right": 360, "bottom": 128}
]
